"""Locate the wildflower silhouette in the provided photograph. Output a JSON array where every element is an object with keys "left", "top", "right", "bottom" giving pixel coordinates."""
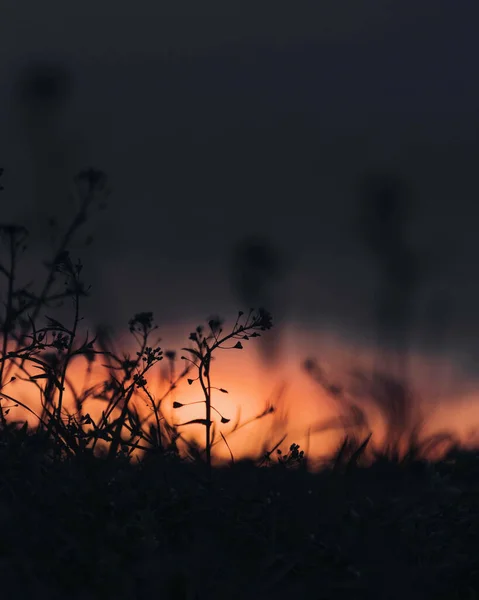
[{"left": 176, "top": 308, "right": 273, "bottom": 477}]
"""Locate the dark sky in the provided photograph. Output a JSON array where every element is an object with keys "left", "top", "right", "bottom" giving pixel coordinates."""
[{"left": 1, "top": 1, "right": 479, "bottom": 373}]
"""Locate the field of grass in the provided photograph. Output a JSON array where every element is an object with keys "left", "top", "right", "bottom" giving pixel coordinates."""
[
  {"left": 0, "top": 426, "right": 478, "bottom": 599},
  {"left": 0, "top": 168, "right": 478, "bottom": 599}
]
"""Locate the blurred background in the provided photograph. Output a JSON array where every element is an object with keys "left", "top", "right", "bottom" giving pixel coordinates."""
[{"left": 0, "top": 0, "right": 478, "bottom": 391}]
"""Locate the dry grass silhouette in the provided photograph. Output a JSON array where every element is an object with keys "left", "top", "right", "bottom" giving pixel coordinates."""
[{"left": 0, "top": 167, "right": 477, "bottom": 599}]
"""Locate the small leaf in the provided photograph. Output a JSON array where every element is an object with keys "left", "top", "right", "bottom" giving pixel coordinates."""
[
  {"left": 187, "top": 379, "right": 194, "bottom": 385},
  {"left": 219, "top": 388, "right": 228, "bottom": 394},
  {"left": 220, "top": 417, "right": 230, "bottom": 424},
  {"left": 234, "top": 342, "right": 243, "bottom": 350},
  {"left": 45, "top": 315, "right": 68, "bottom": 330},
  {"left": 172, "top": 402, "right": 184, "bottom": 408}
]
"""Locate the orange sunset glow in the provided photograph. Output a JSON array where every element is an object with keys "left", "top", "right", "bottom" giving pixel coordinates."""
[{"left": 4, "top": 317, "right": 479, "bottom": 470}]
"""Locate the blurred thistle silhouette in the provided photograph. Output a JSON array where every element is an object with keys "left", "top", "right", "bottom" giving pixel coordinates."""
[
  {"left": 15, "top": 61, "right": 72, "bottom": 114},
  {"left": 231, "top": 234, "right": 285, "bottom": 367},
  {"left": 13, "top": 61, "right": 78, "bottom": 230},
  {"left": 356, "top": 171, "right": 420, "bottom": 380}
]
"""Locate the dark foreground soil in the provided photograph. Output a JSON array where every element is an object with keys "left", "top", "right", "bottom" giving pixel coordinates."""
[{"left": 0, "top": 435, "right": 478, "bottom": 600}]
